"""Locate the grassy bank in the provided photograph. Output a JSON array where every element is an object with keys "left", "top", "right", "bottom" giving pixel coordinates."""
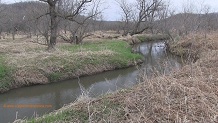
[
  {"left": 136, "top": 34, "right": 169, "bottom": 42},
  {"left": 118, "top": 34, "right": 170, "bottom": 45},
  {"left": 168, "top": 33, "right": 218, "bottom": 62},
  {"left": 26, "top": 32, "right": 218, "bottom": 123},
  {"left": 0, "top": 55, "right": 12, "bottom": 91},
  {"left": 0, "top": 40, "right": 143, "bottom": 93}
]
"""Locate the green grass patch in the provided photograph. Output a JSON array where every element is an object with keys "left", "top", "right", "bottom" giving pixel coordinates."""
[
  {"left": 0, "top": 40, "right": 143, "bottom": 93},
  {"left": 47, "top": 40, "right": 143, "bottom": 81},
  {"left": 28, "top": 98, "right": 124, "bottom": 123},
  {"left": 48, "top": 72, "right": 64, "bottom": 82},
  {"left": 0, "top": 57, "right": 7, "bottom": 78},
  {"left": 0, "top": 55, "right": 12, "bottom": 91},
  {"left": 61, "top": 40, "right": 142, "bottom": 68},
  {"left": 28, "top": 109, "right": 89, "bottom": 123}
]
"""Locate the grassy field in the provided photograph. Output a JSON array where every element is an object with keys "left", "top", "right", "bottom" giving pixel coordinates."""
[
  {"left": 0, "top": 39, "right": 143, "bottom": 93},
  {"left": 26, "top": 32, "right": 218, "bottom": 123}
]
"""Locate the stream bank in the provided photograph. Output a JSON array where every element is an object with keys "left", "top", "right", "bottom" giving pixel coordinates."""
[
  {"left": 26, "top": 33, "right": 218, "bottom": 123},
  {"left": 0, "top": 40, "right": 143, "bottom": 93},
  {"left": 11, "top": 40, "right": 183, "bottom": 123}
]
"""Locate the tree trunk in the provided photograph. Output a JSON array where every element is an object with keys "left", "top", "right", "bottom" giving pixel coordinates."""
[
  {"left": 36, "top": 34, "right": 39, "bottom": 42},
  {"left": 12, "top": 31, "right": 15, "bottom": 40},
  {"left": 64, "top": 24, "right": 67, "bottom": 34},
  {"left": 75, "top": 35, "right": 79, "bottom": 44},
  {"left": 48, "top": 1, "right": 58, "bottom": 51},
  {"left": 28, "top": 28, "right": 32, "bottom": 38},
  {"left": 131, "top": 22, "right": 141, "bottom": 35}
]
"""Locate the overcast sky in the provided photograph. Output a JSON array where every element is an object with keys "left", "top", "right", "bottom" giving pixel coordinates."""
[{"left": 1, "top": 0, "right": 218, "bottom": 20}]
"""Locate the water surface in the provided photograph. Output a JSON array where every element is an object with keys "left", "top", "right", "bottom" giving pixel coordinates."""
[{"left": 0, "top": 41, "right": 182, "bottom": 123}]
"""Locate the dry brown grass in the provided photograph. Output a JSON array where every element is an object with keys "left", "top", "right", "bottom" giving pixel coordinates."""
[
  {"left": 0, "top": 38, "right": 46, "bottom": 54},
  {"left": 4, "top": 48, "right": 117, "bottom": 90},
  {"left": 169, "top": 32, "right": 218, "bottom": 61},
  {"left": 0, "top": 37, "right": 142, "bottom": 93},
  {"left": 123, "top": 32, "right": 218, "bottom": 122},
  {"left": 86, "top": 31, "right": 121, "bottom": 39},
  {"left": 28, "top": 32, "right": 218, "bottom": 123}
]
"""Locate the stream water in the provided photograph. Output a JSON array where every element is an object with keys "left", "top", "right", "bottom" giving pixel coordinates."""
[{"left": 0, "top": 41, "right": 183, "bottom": 123}]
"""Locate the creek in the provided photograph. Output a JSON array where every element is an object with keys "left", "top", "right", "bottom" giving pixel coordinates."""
[{"left": 0, "top": 41, "right": 183, "bottom": 123}]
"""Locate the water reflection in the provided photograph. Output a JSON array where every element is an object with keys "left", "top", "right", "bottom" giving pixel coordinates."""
[
  {"left": 0, "top": 41, "right": 182, "bottom": 123},
  {"left": 0, "top": 67, "right": 138, "bottom": 123},
  {"left": 133, "top": 41, "right": 182, "bottom": 76}
]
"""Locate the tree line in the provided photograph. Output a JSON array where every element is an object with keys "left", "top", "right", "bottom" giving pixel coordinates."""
[{"left": 0, "top": 0, "right": 218, "bottom": 50}]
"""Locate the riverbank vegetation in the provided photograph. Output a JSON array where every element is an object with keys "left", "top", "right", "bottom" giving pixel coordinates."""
[
  {"left": 0, "top": 38, "right": 143, "bottom": 93},
  {"left": 0, "top": 0, "right": 218, "bottom": 122},
  {"left": 136, "top": 34, "right": 170, "bottom": 42},
  {"left": 26, "top": 32, "right": 218, "bottom": 123}
]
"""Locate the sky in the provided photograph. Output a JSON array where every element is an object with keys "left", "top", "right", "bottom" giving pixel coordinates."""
[{"left": 1, "top": 0, "right": 218, "bottom": 21}]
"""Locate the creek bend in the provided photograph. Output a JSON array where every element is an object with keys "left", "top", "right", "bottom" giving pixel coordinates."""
[{"left": 0, "top": 41, "right": 183, "bottom": 123}]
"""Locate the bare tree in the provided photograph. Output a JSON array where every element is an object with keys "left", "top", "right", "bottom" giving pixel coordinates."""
[
  {"left": 177, "top": 1, "right": 204, "bottom": 36},
  {"left": 154, "top": 2, "right": 174, "bottom": 40},
  {"left": 63, "top": 21, "right": 92, "bottom": 44},
  {"left": 201, "top": 5, "right": 211, "bottom": 38},
  {"left": 116, "top": 0, "right": 134, "bottom": 36},
  {"left": 132, "top": 0, "right": 163, "bottom": 35},
  {"left": 23, "top": 2, "right": 49, "bottom": 45},
  {"left": 38, "top": 0, "right": 101, "bottom": 50},
  {"left": 117, "top": 0, "right": 164, "bottom": 36},
  {"left": 38, "top": 0, "right": 60, "bottom": 50},
  {"left": 59, "top": 0, "right": 102, "bottom": 44},
  {"left": 35, "top": 15, "right": 50, "bottom": 44},
  {"left": 0, "top": 1, "right": 5, "bottom": 39}
]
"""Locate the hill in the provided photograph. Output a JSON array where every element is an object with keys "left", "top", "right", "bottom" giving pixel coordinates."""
[
  {"left": 155, "top": 12, "right": 218, "bottom": 33},
  {"left": 0, "top": 1, "right": 47, "bottom": 33}
]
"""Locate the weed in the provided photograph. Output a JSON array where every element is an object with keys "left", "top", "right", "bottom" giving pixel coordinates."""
[
  {"left": 0, "top": 55, "right": 12, "bottom": 92},
  {"left": 137, "top": 34, "right": 169, "bottom": 42},
  {"left": 29, "top": 109, "right": 88, "bottom": 123},
  {"left": 0, "top": 40, "right": 143, "bottom": 93},
  {"left": 26, "top": 32, "right": 218, "bottom": 123},
  {"left": 48, "top": 72, "right": 63, "bottom": 82},
  {"left": 0, "top": 56, "right": 7, "bottom": 78}
]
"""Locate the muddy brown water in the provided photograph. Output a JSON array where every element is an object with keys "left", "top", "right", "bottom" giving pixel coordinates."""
[{"left": 0, "top": 41, "right": 183, "bottom": 123}]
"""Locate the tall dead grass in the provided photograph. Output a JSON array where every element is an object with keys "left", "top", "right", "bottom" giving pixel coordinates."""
[
  {"left": 132, "top": 54, "right": 218, "bottom": 122},
  {"left": 169, "top": 32, "right": 218, "bottom": 62},
  {"left": 16, "top": 32, "right": 218, "bottom": 123},
  {"left": 126, "top": 32, "right": 218, "bottom": 122},
  {"left": 1, "top": 38, "right": 143, "bottom": 93},
  {"left": 122, "top": 32, "right": 218, "bottom": 123},
  {"left": 72, "top": 33, "right": 216, "bottom": 122}
]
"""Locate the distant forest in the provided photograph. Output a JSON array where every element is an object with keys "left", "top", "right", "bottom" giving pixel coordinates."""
[{"left": 0, "top": 0, "right": 218, "bottom": 49}]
